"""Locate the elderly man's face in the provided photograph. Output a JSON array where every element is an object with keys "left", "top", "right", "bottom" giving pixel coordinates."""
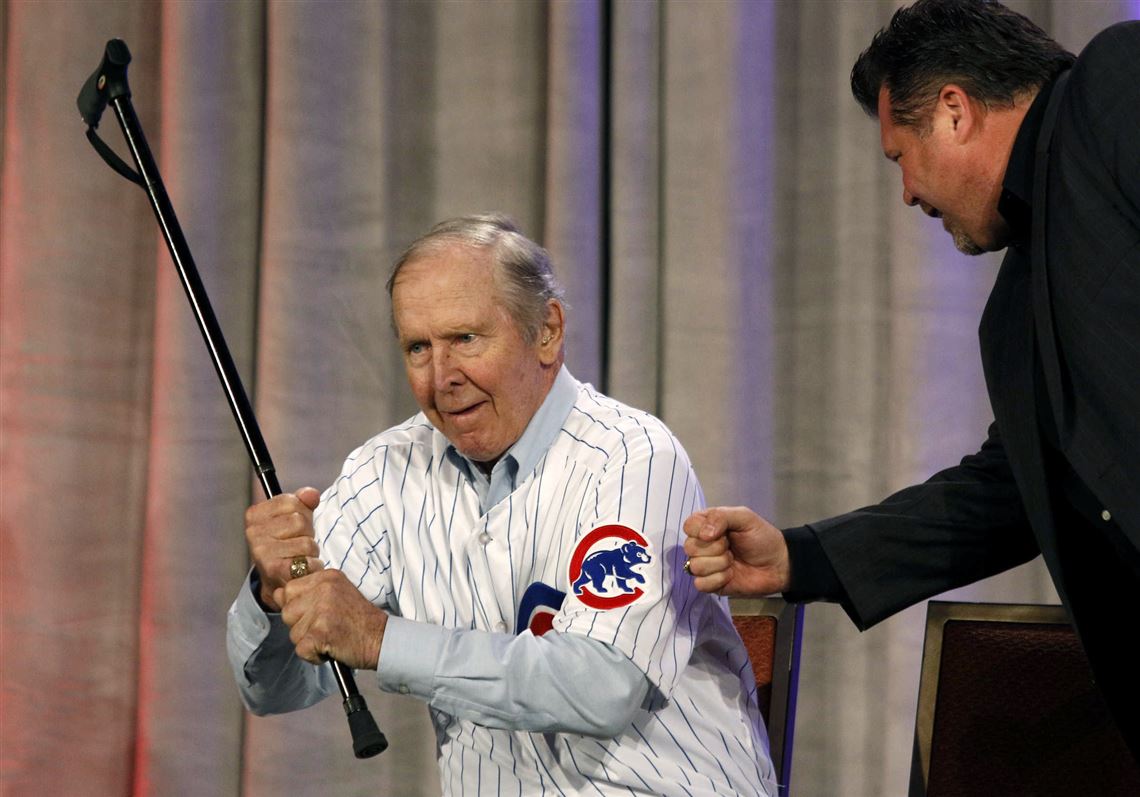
[
  {"left": 877, "top": 86, "right": 1010, "bottom": 255},
  {"left": 392, "top": 244, "right": 559, "bottom": 465}
]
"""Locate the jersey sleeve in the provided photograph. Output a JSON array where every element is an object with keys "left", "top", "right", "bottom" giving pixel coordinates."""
[
  {"left": 551, "top": 415, "right": 711, "bottom": 699},
  {"left": 313, "top": 439, "right": 397, "bottom": 612}
]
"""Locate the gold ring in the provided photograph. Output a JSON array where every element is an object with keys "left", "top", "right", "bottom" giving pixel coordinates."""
[
  {"left": 683, "top": 559, "right": 692, "bottom": 576},
  {"left": 290, "top": 556, "right": 309, "bottom": 580}
]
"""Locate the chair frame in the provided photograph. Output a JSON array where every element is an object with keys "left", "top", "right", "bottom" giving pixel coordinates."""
[
  {"left": 910, "top": 600, "right": 1069, "bottom": 796},
  {"left": 731, "top": 597, "right": 805, "bottom": 793}
]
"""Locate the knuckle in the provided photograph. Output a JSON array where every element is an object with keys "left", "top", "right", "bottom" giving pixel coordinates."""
[{"left": 287, "top": 512, "right": 312, "bottom": 536}]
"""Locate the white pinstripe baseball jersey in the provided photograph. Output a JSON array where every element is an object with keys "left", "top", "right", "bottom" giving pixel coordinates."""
[{"left": 317, "top": 372, "right": 777, "bottom": 796}]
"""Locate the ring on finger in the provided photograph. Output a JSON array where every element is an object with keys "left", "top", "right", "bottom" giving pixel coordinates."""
[
  {"left": 290, "top": 555, "right": 310, "bottom": 580},
  {"left": 683, "top": 559, "right": 693, "bottom": 576}
]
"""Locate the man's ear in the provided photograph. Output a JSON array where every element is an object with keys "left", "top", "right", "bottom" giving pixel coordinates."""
[
  {"left": 938, "top": 83, "right": 980, "bottom": 141},
  {"left": 537, "top": 300, "right": 565, "bottom": 365}
]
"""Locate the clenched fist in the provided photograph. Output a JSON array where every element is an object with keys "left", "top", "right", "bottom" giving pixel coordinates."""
[
  {"left": 245, "top": 487, "right": 324, "bottom": 611},
  {"left": 682, "top": 506, "right": 791, "bottom": 596}
]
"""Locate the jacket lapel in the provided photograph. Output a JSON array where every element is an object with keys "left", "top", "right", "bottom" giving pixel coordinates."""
[
  {"left": 979, "top": 249, "right": 1067, "bottom": 601},
  {"left": 1030, "top": 71, "right": 1072, "bottom": 437}
]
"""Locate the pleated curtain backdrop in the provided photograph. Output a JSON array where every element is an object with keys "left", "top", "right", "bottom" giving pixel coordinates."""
[{"left": 1, "top": 1, "right": 1135, "bottom": 795}]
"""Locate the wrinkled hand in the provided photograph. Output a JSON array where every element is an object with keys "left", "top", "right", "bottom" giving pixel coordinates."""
[
  {"left": 273, "top": 570, "right": 387, "bottom": 670},
  {"left": 245, "top": 487, "right": 324, "bottom": 611},
  {"left": 682, "top": 506, "right": 790, "bottom": 596}
]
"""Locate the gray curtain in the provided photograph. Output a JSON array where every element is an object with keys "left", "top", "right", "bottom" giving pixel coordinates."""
[{"left": 2, "top": 1, "right": 1135, "bottom": 795}]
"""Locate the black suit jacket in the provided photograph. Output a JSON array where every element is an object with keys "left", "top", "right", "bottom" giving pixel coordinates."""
[{"left": 807, "top": 23, "right": 1140, "bottom": 636}]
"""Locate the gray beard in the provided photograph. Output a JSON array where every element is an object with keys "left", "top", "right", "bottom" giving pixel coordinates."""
[{"left": 947, "top": 221, "right": 985, "bottom": 256}]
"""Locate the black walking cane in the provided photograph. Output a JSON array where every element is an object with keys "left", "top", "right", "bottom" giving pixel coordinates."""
[{"left": 76, "top": 39, "right": 388, "bottom": 759}]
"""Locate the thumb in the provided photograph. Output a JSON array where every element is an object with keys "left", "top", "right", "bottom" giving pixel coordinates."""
[
  {"left": 684, "top": 509, "right": 716, "bottom": 540},
  {"left": 696, "top": 506, "right": 766, "bottom": 541},
  {"left": 684, "top": 508, "right": 729, "bottom": 542},
  {"left": 295, "top": 486, "right": 321, "bottom": 511}
]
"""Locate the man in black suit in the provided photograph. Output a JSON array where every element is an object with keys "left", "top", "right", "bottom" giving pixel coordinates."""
[{"left": 683, "top": 0, "right": 1140, "bottom": 755}]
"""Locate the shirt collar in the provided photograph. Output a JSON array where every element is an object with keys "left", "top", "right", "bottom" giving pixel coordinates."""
[
  {"left": 444, "top": 365, "right": 578, "bottom": 509},
  {"left": 997, "top": 74, "right": 1063, "bottom": 246}
]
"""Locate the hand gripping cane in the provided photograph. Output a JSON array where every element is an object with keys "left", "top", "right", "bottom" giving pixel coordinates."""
[{"left": 77, "top": 39, "right": 388, "bottom": 759}]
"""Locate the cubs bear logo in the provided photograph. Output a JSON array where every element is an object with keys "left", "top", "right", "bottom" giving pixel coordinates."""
[{"left": 568, "top": 525, "right": 652, "bottom": 609}]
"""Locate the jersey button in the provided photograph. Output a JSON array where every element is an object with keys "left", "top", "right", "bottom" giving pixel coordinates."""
[
  {"left": 1102, "top": 509, "right": 1112, "bottom": 522},
  {"left": 478, "top": 531, "right": 492, "bottom": 545},
  {"left": 495, "top": 622, "right": 508, "bottom": 632}
]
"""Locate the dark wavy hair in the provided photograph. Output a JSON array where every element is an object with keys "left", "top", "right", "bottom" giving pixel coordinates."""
[{"left": 851, "top": 0, "right": 1075, "bottom": 127}]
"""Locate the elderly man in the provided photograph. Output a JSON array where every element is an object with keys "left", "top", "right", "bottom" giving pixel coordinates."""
[
  {"left": 685, "top": 0, "right": 1140, "bottom": 757},
  {"left": 228, "top": 214, "right": 777, "bottom": 795}
]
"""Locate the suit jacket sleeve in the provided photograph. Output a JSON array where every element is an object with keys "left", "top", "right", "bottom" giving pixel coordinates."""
[{"left": 803, "top": 423, "right": 1041, "bottom": 630}]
